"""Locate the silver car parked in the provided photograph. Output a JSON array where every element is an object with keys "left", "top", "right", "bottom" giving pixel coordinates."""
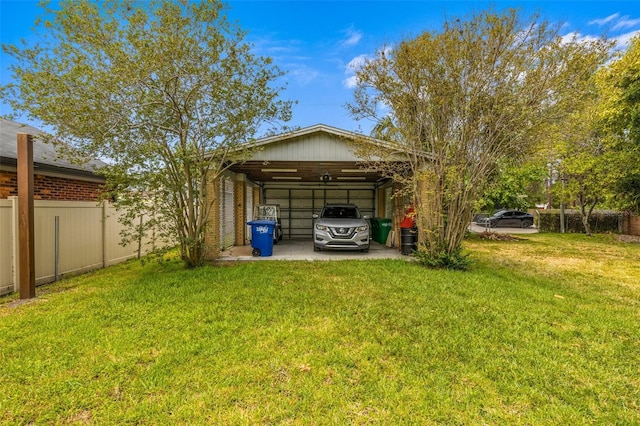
[{"left": 313, "top": 204, "right": 370, "bottom": 252}]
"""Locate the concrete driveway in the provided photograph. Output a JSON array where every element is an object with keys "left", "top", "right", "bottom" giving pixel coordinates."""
[
  {"left": 220, "top": 224, "right": 537, "bottom": 261},
  {"left": 221, "top": 239, "right": 406, "bottom": 261},
  {"left": 468, "top": 223, "right": 539, "bottom": 234}
]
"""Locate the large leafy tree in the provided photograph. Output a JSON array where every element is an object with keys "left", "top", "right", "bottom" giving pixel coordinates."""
[
  {"left": 552, "top": 97, "right": 622, "bottom": 236},
  {"left": 598, "top": 36, "right": 640, "bottom": 213},
  {"left": 475, "top": 161, "right": 547, "bottom": 212},
  {"left": 349, "top": 9, "right": 610, "bottom": 267},
  {"left": 2, "top": 0, "right": 292, "bottom": 267},
  {"left": 550, "top": 36, "right": 640, "bottom": 235}
]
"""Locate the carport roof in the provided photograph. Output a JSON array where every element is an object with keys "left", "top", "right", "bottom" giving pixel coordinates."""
[
  {"left": 249, "top": 124, "right": 382, "bottom": 149},
  {"left": 228, "top": 124, "right": 399, "bottom": 184}
]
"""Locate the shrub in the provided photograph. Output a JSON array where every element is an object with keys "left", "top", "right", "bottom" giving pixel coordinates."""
[
  {"left": 536, "top": 209, "right": 621, "bottom": 233},
  {"left": 414, "top": 244, "right": 474, "bottom": 271}
]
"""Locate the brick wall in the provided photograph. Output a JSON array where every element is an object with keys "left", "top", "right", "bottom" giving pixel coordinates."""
[
  {"left": 622, "top": 214, "right": 640, "bottom": 236},
  {"left": 0, "top": 170, "right": 103, "bottom": 201},
  {"left": 203, "top": 177, "right": 222, "bottom": 260},
  {"left": 234, "top": 179, "right": 246, "bottom": 246}
]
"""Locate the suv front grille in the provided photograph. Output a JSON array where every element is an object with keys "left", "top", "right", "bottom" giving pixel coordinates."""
[{"left": 329, "top": 227, "right": 355, "bottom": 238}]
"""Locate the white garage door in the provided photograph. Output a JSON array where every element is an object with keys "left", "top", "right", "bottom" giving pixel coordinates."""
[{"left": 264, "top": 185, "right": 375, "bottom": 239}]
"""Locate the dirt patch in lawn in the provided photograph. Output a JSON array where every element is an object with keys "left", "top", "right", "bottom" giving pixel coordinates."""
[
  {"left": 477, "top": 231, "right": 523, "bottom": 241},
  {"left": 618, "top": 234, "right": 640, "bottom": 243}
]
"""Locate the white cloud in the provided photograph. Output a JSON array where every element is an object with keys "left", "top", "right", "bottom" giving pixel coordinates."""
[
  {"left": 589, "top": 13, "right": 620, "bottom": 26},
  {"left": 346, "top": 54, "right": 369, "bottom": 72},
  {"left": 249, "top": 35, "right": 300, "bottom": 56},
  {"left": 560, "top": 31, "right": 600, "bottom": 45},
  {"left": 287, "top": 64, "right": 320, "bottom": 86},
  {"left": 587, "top": 13, "right": 640, "bottom": 32},
  {"left": 340, "top": 27, "right": 363, "bottom": 47},
  {"left": 613, "top": 17, "right": 640, "bottom": 31},
  {"left": 343, "top": 75, "right": 359, "bottom": 89},
  {"left": 342, "top": 54, "right": 371, "bottom": 89},
  {"left": 247, "top": 34, "right": 319, "bottom": 86},
  {"left": 562, "top": 29, "right": 638, "bottom": 52},
  {"left": 613, "top": 30, "right": 640, "bottom": 48}
]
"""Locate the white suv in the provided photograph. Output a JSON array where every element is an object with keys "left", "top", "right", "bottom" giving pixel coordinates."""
[{"left": 312, "top": 204, "right": 370, "bottom": 252}]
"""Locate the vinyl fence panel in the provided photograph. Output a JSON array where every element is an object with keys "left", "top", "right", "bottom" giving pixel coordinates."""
[
  {"left": 0, "top": 198, "right": 167, "bottom": 296},
  {"left": 34, "top": 201, "right": 104, "bottom": 284},
  {"left": 0, "top": 199, "right": 14, "bottom": 294}
]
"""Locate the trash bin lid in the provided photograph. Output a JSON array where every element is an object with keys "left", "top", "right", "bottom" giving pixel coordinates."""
[{"left": 247, "top": 219, "right": 277, "bottom": 226}]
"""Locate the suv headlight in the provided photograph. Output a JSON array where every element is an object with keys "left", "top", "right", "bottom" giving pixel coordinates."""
[
  {"left": 356, "top": 225, "right": 368, "bottom": 232},
  {"left": 316, "top": 224, "right": 328, "bottom": 231}
]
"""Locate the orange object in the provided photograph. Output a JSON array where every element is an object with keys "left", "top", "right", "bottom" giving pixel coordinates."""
[{"left": 400, "top": 206, "right": 416, "bottom": 229}]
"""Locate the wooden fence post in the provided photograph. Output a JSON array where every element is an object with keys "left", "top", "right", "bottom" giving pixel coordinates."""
[{"left": 17, "top": 133, "right": 35, "bottom": 299}]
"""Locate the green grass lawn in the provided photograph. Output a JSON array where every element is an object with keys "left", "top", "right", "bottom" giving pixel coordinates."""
[{"left": 1, "top": 233, "right": 639, "bottom": 424}]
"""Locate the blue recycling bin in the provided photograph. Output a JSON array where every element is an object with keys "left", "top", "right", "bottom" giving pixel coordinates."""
[{"left": 247, "top": 220, "right": 276, "bottom": 257}]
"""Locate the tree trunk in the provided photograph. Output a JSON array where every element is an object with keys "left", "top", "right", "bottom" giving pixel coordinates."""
[
  {"left": 582, "top": 215, "right": 592, "bottom": 236},
  {"left": 578, "top": 192, "right": 598, "bottom": 236},
  {"left": 415, "top": 170, "right": 443, "bottom": 255},
  {"left": 414, "top": 168, "right": 472, "bottom": 258}
]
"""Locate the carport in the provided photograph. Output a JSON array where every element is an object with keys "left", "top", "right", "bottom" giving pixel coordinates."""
[
  {"left": 204, "top": 124, "right": 405, "bottom": 258},
  {"left": 229, "top": 124, "right": 396, "bottom": 239}
]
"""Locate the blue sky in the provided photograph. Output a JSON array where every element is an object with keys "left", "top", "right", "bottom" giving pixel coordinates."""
[{"left": 2, "top": 1, "right": 640, "bottom": 135}]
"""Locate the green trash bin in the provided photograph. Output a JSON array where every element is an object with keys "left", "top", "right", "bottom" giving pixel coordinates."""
[
  {"left": 377, "top": 218, "right": 392, "bottom": 244},
  {"left": 370, "top": 217, "right": 380, "bottom": 243}
]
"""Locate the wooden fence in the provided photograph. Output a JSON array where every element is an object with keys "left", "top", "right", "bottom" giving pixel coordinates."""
[{"left": 0, "top": 198, "right": 163, "bottom": 296}]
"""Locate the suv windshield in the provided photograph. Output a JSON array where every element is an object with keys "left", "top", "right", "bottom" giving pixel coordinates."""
[{"left": 321, "top": 206, "right": 360, "bottom": 219}]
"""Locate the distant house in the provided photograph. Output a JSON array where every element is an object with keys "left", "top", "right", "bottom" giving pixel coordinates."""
[{"left": 0, "top": 118, "right": 105, "bottom": 201}]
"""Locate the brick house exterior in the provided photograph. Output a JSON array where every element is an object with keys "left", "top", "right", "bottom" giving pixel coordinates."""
[
  {"left": 1, "top": 119, "right": 105, "bottom": 201},
  {"left": 0, "top": 171, "right": 103, "bottom": 201}
]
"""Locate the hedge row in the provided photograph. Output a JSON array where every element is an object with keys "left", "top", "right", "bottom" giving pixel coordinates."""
[{"left": 534, "top": 209, "right": 621, "bottom": 233}]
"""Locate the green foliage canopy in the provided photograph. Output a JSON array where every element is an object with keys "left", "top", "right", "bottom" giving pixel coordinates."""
[
  {"left": 350, "top": 9, "right": 610, "bottom": 265},
  {"left": 2, "top": 0, "right": 293, "bottom": 267},
  {"left": 475, "top": 162, "right": 547, "bottom": 212},
  {"left": 550, "top": 36, "right": 640, "bottom": 233},
  {"left": 598, "top": 36, "right": 640, "bottom": 213}
]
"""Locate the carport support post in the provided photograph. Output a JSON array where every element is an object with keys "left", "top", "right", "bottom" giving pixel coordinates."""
[{"left": 17, "top": 133, "right": 36, "bottom": 299}]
